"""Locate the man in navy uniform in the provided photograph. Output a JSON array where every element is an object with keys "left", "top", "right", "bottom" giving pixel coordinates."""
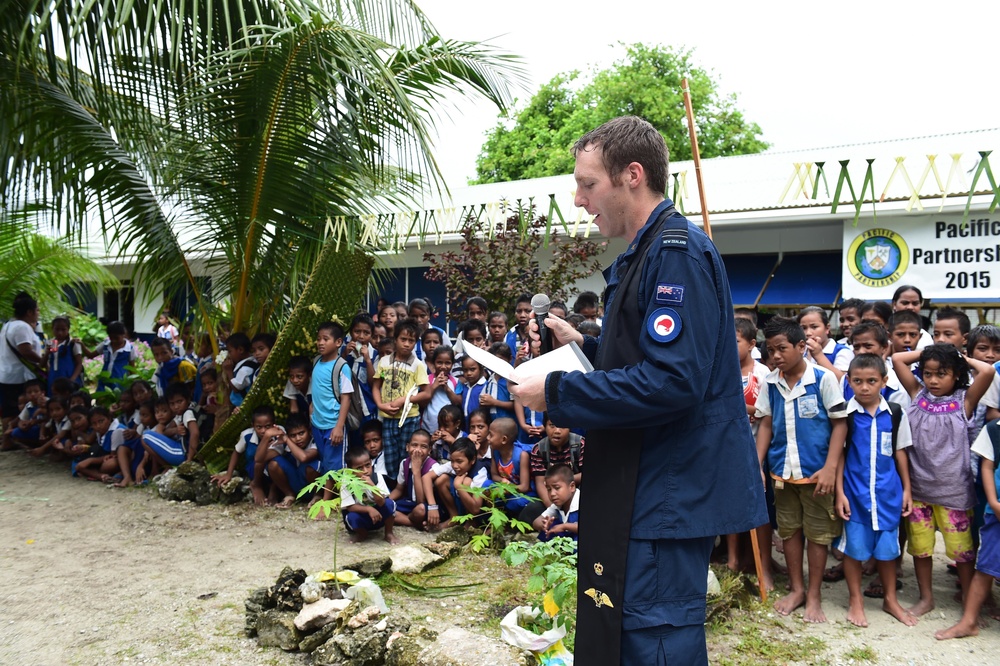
[{"left": 513, "top": 116, "right": 766, "bottom": 665}]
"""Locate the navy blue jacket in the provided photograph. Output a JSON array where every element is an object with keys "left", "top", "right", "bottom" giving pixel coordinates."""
[{"left": 545, "top": 200, "right": 767, "bottom": 539}]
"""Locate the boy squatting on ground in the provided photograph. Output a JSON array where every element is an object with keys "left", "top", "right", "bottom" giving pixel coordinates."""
[
  {"left": 533, "top": 463, "right": 579, "bottom": 542},
  {"left": 340, "top": 446, "right": 399, "bottom": 544},
  {"left": 834, "top": 353, "right": 916, "bottom": 627},
  {"left": 756, "top": 316, "right": 847, "bottom": 623}
]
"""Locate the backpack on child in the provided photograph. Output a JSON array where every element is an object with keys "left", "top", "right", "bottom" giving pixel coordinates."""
[
  {"left": 537, "top": 433, "right": 583, "bottom": 473},
  {"left": 845, "top": 402, "right": 903, "bottom": 450},
  {"left": 314, "top": 356, "right": 364, "bottom": 431}
]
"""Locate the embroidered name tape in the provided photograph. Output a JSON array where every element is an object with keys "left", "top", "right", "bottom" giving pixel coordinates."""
[
  {"left": 655, "top": 283, "right": 684, "bottom": 305},
  {"left": 647, "top": 307, "right": 682, "bottom": 343}
]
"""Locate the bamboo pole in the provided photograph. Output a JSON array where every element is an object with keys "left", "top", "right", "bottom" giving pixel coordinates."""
[
  {"left": 680, "top": 78, "right": 713, "bottom": 240},
  {"left": 683, "top": 77, "right": 766, "bottom": 602}
]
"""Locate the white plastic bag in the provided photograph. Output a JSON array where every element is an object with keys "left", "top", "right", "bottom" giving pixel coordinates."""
[
  {"left": 500, "top": 606, "right": 573, "bottom": 665},
  {"left": 344, "top": 578, "right": 389, "bottom": 614}
]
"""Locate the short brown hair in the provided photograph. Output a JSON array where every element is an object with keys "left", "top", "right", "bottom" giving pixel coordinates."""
[{"left": 572, "top": 116, "right": 669, "bottom": 194}]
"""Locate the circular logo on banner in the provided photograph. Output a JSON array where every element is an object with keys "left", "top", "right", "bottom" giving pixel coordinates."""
[
  {"left": 647, "top": 307, "right": 682, "bottom": 343},
  {"left": 847, "top": 228, "right": 909, "bottom": 288}
]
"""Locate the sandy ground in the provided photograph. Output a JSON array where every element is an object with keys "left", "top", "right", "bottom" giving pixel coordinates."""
[{"left": 2, "top": 450, "right": 999, "bottom": 665}]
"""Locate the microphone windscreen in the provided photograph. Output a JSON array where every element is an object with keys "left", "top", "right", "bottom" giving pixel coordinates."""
[{"left": 530, "top": 293, "right": 551, "bottom": 316}]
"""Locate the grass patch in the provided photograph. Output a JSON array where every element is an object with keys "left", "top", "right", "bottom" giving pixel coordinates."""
[
  {"left": 844, "top": 644, "right": 877, "bottom": 662},
  {"left": 715, "top": 622, "right": 826, "bottom": 666}
]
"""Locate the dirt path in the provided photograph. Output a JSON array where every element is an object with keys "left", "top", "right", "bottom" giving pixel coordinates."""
[{"left": 2, "top": 450, "right": 998, "bottom": 665}]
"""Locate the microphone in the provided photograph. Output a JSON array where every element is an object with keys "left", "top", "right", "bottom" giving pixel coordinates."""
[{"left": 531, "top": 293, "right": 553, "bottom": 355}]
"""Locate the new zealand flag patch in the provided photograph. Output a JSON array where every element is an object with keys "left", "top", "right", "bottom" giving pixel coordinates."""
[{"left": 655, "top": 283, "right": 684, "bottom": 305}]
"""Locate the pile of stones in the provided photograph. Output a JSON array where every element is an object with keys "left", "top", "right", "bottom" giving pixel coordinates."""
[{"left": 154, "top": 461, "right": 245, "bottom": 504}]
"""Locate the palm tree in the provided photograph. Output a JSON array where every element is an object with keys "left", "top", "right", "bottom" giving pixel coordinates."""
[
  {"left": 0, "top": 211, "right": 119, "bottom": 320},
  {"left": 1, "top": 1, "right": 521, "bottom": 342}
]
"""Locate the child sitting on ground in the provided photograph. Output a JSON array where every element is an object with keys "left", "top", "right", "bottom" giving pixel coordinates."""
[
  {"left": 62, "top": 405, "right": 93, "bottom": 469},
  {"left": 834, "top": 354, "right": 916, "bottom": 627},
  {"left": 341, "top": 447, "right": 399, "bottom": 544},
  {"left": 534, "top": 464, "right": 580, "bottom": 542},
  {"left": 196, "top": 367, "right": 221, "bottom": 440},
  {"left": 29, "top": 398, "right": 70, "bottom": 460},
  {"left": 756, "top": 316, "right": 848, "bottom": 623},
  {"left": 211, "top": 405, "right": 277, "bottom": 505},
  {"left": 489, "top": 417, "right": 533, "bottom": 514},
  {"left": 142, "top": 384, "right": 199, "bottom": 471},
  {"left": 8, "top": 379, "right": 47, "bottom": 449},
  {"left": 75, "top": 406, "right": 124, "bottom": 483},
  {"left": 389, "top": 429, "right": 435, "bottom": 529},
  {"left": 936, "top": 416, "right": 1000, "bottom": 639},
  {"left": 265, "top": 413, "right": 320, "bottom": 509},
  {"left": 116, "top": 400, "right": 155, "bottom": 487},
  {"left": 424, "top": 437, "right": 491, "bottom": 529},
  {"left": 467, "top": 408, "right": 491, "bottom": 459}
]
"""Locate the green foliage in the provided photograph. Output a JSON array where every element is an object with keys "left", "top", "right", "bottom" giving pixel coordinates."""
[
  {"left": 423, "top": 203, "right": 605, "bottom": 321},
  {"left": 843, "top": 645, "right": 877, "bottom": 662},
  {"left": 197, "top": 244, "right": 373, "bottom": 472},
  {"left": 474, "top": 43, "right": 768, "bottom": 184},
  {"left": 1, "top": 0, "right": 522, "bottom": 336},
  {"left": 90, "top": 364, "right": 156, "bottom": 408},
  {"left": 449, "top": 481, "right": 532, "bottom": 552},
  {"left": 71, "top": 313, "right": 110, "bottom": 348},
  {"left": 0, "top": 211, "right": 118, "bottom": 321},
  {"left": 502, "top": 537, "right": 578, "bottom": 636},
  {"left": 299, "top": 466, "right": 375, "bottom": 584}
]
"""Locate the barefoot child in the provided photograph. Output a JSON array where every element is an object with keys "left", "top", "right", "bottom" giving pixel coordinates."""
[
  {"left": 424, "top": 437, "right": 491, "bottom": 529},
  {"left": 117, "top": 400, "right": 155, "bottom": 486},
  {"left": 892, "top": 343, "right": 995, "bottom": 616},
  {"left": 340, "top": 447, "right": 399, "bottom": 544},
  {"left": 835, "top": 354, "right": 916, "bottom": 627},
  {"left": 727, "top": 317, "right": 774, "bottom": 589},
  {"left": 265, "top": 413, "right": 320, "bottom": 509},
  {"left": 142, "top": 384, "right": 199, "bottom": 470},
  {"left": 756, "top": 317, "right": 848, "bottom": 623},
  {"left": 534, "top": 464, "right": 579, "bottom": 542},
  {"left": 211, "top": 405, "right": 276, "bottom": 506},
  {"left": 389, "top": 429, "right": 435, "bottom": 529},
  {"left": 310, "top": 321, "right": 353, "bottom": 501},
  {"left": 936, "top": 417, "right": 1000, "bottom": 639},
  {"left": 75, "top": 406, "right": 124, "bottom": 482}
]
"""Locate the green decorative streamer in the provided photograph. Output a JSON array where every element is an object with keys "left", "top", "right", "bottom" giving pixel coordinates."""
[
  {"left": 831, "top": 159, "right": 878, "bottom": 226},
  {"left": 963, "top": 151, "right": 1000, "bottom": 227}
]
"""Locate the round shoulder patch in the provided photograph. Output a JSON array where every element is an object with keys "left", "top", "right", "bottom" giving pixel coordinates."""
[{"left": 646, "top": 307, "right": 682, "bottom": 343}]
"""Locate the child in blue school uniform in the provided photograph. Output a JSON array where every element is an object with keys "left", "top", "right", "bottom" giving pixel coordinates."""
[
  {"left": 46, "top": 316, "right": 83, "bottom": 394},
  {"left": 834, "top": 354, "right": 916, "bottom": 628},
  {"left": 843, "top": 322, "right": 910, "bottom": 409},
  {"left": 424, "top": 437, "right": 491, "bottom": 528},
  {"left": 481, "top": 342, "right": 516, "bottom": 421},
  {"left": 341, "top": 446, "right": 399, "bottom": 544},
  {"left": 265, "top": 413, "right": 320, "bottom": 509},
  {"left": 534, "top": 464, "right": 579, "bottom": 543},
  {"left": 283, "top": 355, "right": 312, "bottom": 415},
  {"left": 344, "top": 313, "right": 378, "bottom": 427},
  {"left": 756, "top": 316, "right": 848, "bottom": 623},
  {"left": 80, "top": 321, "right": 139, "bottom": 391},
  {"left": 211, "top": 404, "right": 277, "bottom": 506},
  {"left": 222, "top": 332, "right": 256, "bottom": 410},
  {"left": 74, "top": 406, "right": 125, "bottom": 482},
  {"left": 798, "top": 306, "right": 853, "bottom": 381}
]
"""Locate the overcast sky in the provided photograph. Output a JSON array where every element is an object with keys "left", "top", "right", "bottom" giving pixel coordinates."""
[{"left": 415, "top": 0, "right": 1000, "bottom": 188}]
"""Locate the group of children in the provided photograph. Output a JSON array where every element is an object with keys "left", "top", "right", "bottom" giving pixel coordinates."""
[{"left": 733, "top": 285, "right": 1000, "bottom": 638}]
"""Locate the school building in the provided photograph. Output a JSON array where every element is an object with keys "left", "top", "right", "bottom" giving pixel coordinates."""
[{"left": 88, "top": 129, "right": 1000, "bottom": 335}]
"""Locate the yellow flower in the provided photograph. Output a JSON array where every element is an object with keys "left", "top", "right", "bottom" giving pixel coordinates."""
[
  {"left": 307, "top": 303, "right": 323, "bottom": 315},
  {"left": 543, "top": 590, "right": 559, "bottom": 617}
]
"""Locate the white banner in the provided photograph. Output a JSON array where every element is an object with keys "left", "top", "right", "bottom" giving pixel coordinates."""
[{"left": 842, "top": 214, "right": 1000, "bottom": 300}]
